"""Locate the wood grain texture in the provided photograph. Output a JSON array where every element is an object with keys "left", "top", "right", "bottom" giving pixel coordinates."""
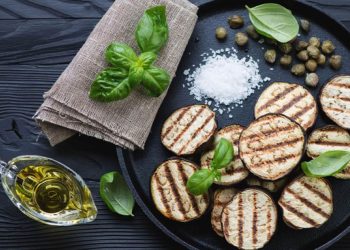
[{"left": 0, "top": 0, "right": 348, "bottom": 249}]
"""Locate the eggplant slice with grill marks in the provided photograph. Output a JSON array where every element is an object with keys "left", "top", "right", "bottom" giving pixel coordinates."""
[
  {"left": 211, "top": 188, "right": 238, "bottom": 237},
  {"left": 320, "top": 75, "right": 350, "bottom": 129},
  {"left": 222, "top": 188, "right": 277, "bottom": 249},
  {"left": 239, "top": 114, "right": 305, "bottom": 181},
  {"left": 246, "top": 176, "right": 287, "bottom": 193},
  {"left": 161, "top": 105, "right": 217, "bottom": 156},
  {"left": 306, "top": 125, "right": 350, "bottom": 179},
  {"left": 151, "top": 159, "right": 209, "bottom": 222},
  {"left": 201, "top": 125, "right": 249, "bottom": 185},
  {"left": 255, "top": 82, "right": 317, "bottom": 130},
  {"left": 279, "top": 176, "right": 333, "bottom": 229}
]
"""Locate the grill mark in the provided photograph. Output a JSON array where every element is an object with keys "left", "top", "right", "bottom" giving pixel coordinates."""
[
  {"left": 290, "top": 102, "right": 316, "bottom": 121},
  {"left": 154, "top": 173, "right": 171, "bottom": 216},
  {"left": 274, "top": 92, "right": 309, "bottom": 114},
  {"left": 161, "top": 107, "right": 190, "bottom": 139},
  {"left": 242, "top": 125, "right": 295, "bottom": 141},
  {"left": 168, "top": 106, "right": 206, "bottom": 150},
  {"left": 248, "top": 154, "right": 298, "bottom": 169},
  {"left": 219, "top": 126, "right": 243, "bottom": 135},
  {"left": 176, "top": 162, "right": 200, "bottom": 216},
  {"left": 320, "top": 126, "right": 347, "bottom": 133},
  {"left": 224, "top": 164, "right": 246, "bottom": 175},
  {"left": 163, "top": 164, "right": 188, "bottom": 219},
  {"left": 331, "top": 82, "right": 350, "bottom": 89},
  {"left": 252, "top": 192, "right": 258, "bottom": 246},
  {"left": 223, "top": 211, "right": 230, "bottom": 238},
  {"left": 325, "top": 106, "right": 350, "bottom": 114},
  {"left": 256, "top": 84, "right": 299, "bottom": 113},
  {"left": 178, "top": 112, "right": 215, "bottom": 155},
  {"left": 243, "top": 137, "right": 303, "bottom": 155},
  {"left": 237, "top": 194, "right": 244, "bottom": 249},
  {"left": 308, "top": 140, "right": 350, "bottom": 147},
  {"left": 279, "top": 200, "right": 318, "bottom": 227},
  {"left": 286, "top": 188, "right": 330, "bottom": 219},
  {"left": 299, "top": 180, "right": 332, "bottom": 204},
  {"left": 266, "top": 208, "right": 272, "bottom": 240},
  {"left": 323, "top": 93, "right": 350, "bottom": 103}
]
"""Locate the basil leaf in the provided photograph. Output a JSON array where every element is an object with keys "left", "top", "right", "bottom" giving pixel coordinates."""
[
  {"left": 105, "top": 42, "right": 138, "bottom": 68},
  {"left": 211, "top": 138, "right": 234, "bottom": 170},
  {"left": 89, "top": 68, "right": 132, "bottom": 102},
  {"left": 246, "top": 3, "right": 299, "bottom": 43},
  {"left": 135, "top": 5, "right": 169, "bottom": 53},
  {"left": 129, "top": 64, "right": 144, "bottom": 87},
  {"left": 301, "top": 150, "right": 350, "bottom": 177},
  {"left": 138, "top": 52, "right": 157, "bottom": 68},
  {"left": 100, "top": 171, "right": 135, "bottom": 216},
  {"left": 186, "top": 169, "right": 215, "bottom": 196},
  {"left": 142, "top": 66, "right": 170, "bottom": 97}
]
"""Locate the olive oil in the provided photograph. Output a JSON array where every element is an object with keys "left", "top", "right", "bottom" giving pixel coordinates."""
[{"left": 1, "top": 155, "right": 97, "bottom": 226}]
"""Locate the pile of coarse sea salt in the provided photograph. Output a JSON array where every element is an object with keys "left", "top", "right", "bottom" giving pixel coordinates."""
[{"left": 183, "top": 48, "right": 270, "bottom": 118}]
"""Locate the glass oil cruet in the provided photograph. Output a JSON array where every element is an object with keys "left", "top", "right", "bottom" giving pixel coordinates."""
[{"left": 0, "top": 155, "right": 97, "bottom": 226}]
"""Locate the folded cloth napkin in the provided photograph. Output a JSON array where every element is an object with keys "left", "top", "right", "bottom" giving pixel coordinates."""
[{"left": 34, "top": 0, "right": 198, "bottom": 150}]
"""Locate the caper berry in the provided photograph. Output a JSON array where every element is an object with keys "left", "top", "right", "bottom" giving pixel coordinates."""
[
  {"left": 307, "top": 45, "right": 321, "bottom": 59},
  {"left": 235, "top": 32, "right": 248, "bottom": 46},
  {"left": 297, "top": 50, "right": 309, "bottom": 62},
  {"left": 317, "top": 54, "right": 326, "bottom": 65},
  {"left": 321, "top": 40, "right": 335, "bottom": 54},
  {"left": 309, "top": 37, "right": 320, "bottom": 47},
  {"left": 329, "top": 55, "right": 342, "bottom": 70},
  {"left": 215, "top": 27, "right": 227, "bottom": 40},
  {"left": 295, "top": 40, "right": 309, "bottom": 51},
  {"left": 264, "top": 49, "right": 277, "bottom": 64},
  {"left": 246, "top": 25, "right": 259, "bottom": 40},
  {"left": 300, "top": 19, "right": 310, "bottom": 33},
  {"left": 305, "top": 59, "right": 318, "bottom": 72},
  {"left": 305, "top": 73, "right": 319, "bottom": 87},
  {"left": 228, "top": 15, "right": 244, "bottom": 29},
  {"left": 279, "top": 43, "right": 293, "bottom": 54},
  {"left": 291, "top": 64, "right": 306, "bottom": 76},
  {"left": 280, "top": 55, "right": 293, "bottom": 67}
]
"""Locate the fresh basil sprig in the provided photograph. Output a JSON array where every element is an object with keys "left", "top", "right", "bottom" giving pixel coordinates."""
[
  {"left": 100, "top": 171, "right": 135, "bottom": 216},
  {"left": 89, "top": 5, "right": 170, "bottom": 102},
  {"left": 187, "top": 138, "right": 234, "bottom": 195},
  {"left": 246, "top": 3, "right": 299, "bottom": 43},
  {"left": 302, "top": 150, "right": 350, "bottom": 177}
]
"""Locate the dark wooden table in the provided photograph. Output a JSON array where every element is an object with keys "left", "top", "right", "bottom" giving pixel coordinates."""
[{"left": 0, "top": 0, "right": 349, "bottom": 249}]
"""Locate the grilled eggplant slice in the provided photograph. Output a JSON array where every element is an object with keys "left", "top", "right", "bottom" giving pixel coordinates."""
[
  {"left": 222, "top": 188, "right": 277, "bottom": 249},
  {"left": 161, "top": 105, "right": 217, "bottom": 155},
  {"left": 320, "top": 75, "right": 350, "bottom": 129},
  {"left": 246, "top": 176, "right": 287, "bottom": 193},
  {"left": 151, "top": 159, "right": 209, "bottom": 222},
  {"left": 211, "top": 188, "right": 238, "bottom": 237},
  {"left": 255, "top": 82, "right": 317, "bottom": 130},
  {"left": 201, "top": 125, "right": 249, "bottom": 185},
  {"left": 239, "top": 114, "right": 305, "bottom": 180},
  {"left": 279, "top": 176, "right": 333, "bottom": 229},
  {"left": 306, "top": 125, "right": 350, "bottom": 179}
]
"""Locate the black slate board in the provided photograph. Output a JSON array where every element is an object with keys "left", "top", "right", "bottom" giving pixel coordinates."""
[
  {"left": 0, "top": 0, "right": 349, "bottom": 249},
  {"left": 119, "top": 0, "right": 350, "bottom": 249}
]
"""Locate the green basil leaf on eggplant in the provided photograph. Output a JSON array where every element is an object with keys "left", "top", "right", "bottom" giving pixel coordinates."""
[
  {"left": 211, "top": 138, "right": 234, "bottom": 170},
  {"left": 135, "top": 6, "right": 169, "bottom": 53},
  {"left": 105, "top": 42, "right": 138, "bottom": 68},
  {"left": 246, "top": 3, "right": 299, "bottom": 43},
  {"left": 89, "top": 68, "right": 132, "bottom": 102},
  {"left": 142, "top": 66, "right": 170, "bottom": 97},
  {"left": 186, "top": 169, "right": 216, "bottom": 196},
  {"left": 100, "top": 171, "right": 135, "bottom": 216},
  {"left": 302, "top": 150, "right": 350, "bottom": 177}
]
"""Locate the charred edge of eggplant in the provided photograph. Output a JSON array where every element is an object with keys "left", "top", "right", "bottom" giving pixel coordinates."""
[
  {"left": 149, "top": 158, "right": 210, "bottom": 222},
  {"left": 238, "top": 113, "right": 307, "bottom": 181},
  {"left": 254, "top": 82, "right": 318, "bottom": 131},
  {"left": 319, "top": 74, "right": 350, "bottom": 130},
  {"left": 278, "top": 175, "right": 333, "bottom": 229}
]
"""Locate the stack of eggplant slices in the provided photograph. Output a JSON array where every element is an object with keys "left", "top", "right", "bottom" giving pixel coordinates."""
[{"left": 150, "top": 74, "right": 350, "bottom": 249}]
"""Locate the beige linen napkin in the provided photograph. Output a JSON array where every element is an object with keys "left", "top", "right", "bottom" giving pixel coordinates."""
[{"left": 34, "top": 0, "right": 198, "bottom": 150}]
